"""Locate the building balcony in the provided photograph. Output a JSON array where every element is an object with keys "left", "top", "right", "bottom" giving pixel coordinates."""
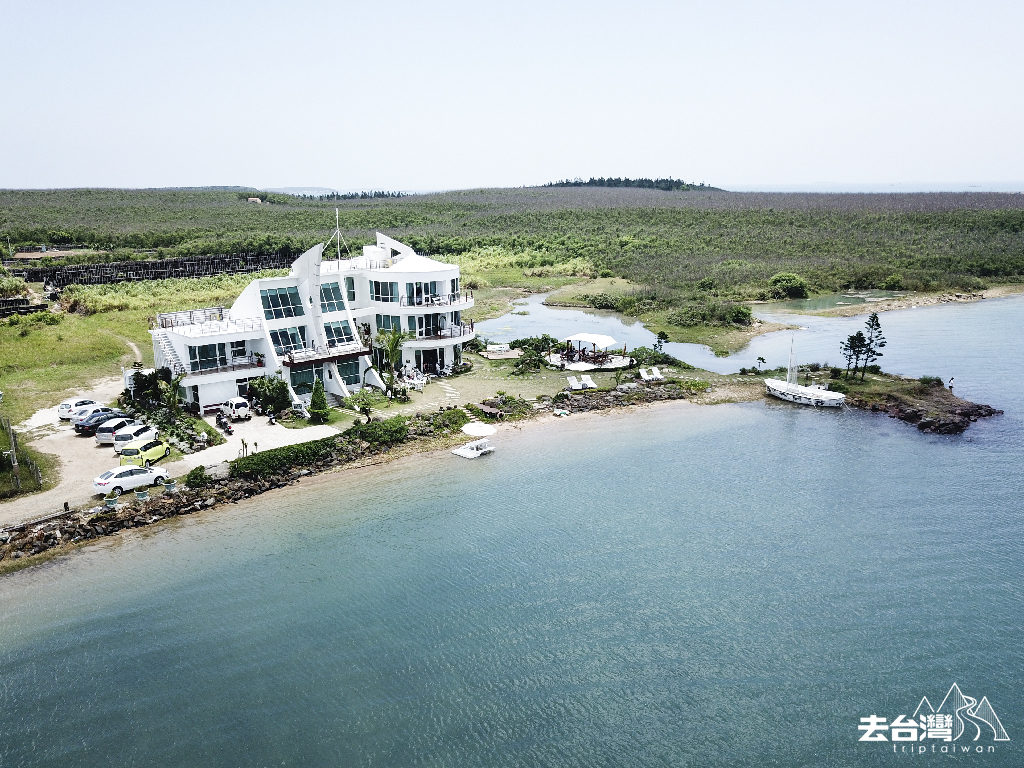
[
  {"left": 403, "top": 324, "right": 477, "bottom": 349},
  {"left": 172, "top": 355, "right": 269, "bottom": 378},
  {"left": 279, "top": 341, "right": 369, "bottom": 367},
  {"left": 396, "top": 292, "right": 474, "bottom": 309}
]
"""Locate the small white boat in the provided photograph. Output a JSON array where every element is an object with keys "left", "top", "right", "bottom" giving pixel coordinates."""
[
  {"left": 764, "top": 339, "right": 846, "bottom": 408},
  {"left": 452, "top": 439, "right": 495, "bottom": 459}
]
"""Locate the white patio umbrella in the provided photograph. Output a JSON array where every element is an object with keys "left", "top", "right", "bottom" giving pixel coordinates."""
[{"left": 461, "top": 422, "right": 497, "bottom": 437}]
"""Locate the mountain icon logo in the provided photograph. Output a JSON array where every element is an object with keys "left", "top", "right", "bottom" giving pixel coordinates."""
[{"left": 912, "top": 683, "right": 1009, "bottom": 742}]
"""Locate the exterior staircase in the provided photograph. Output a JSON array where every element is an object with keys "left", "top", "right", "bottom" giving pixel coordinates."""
[{"left": 152, "top": 329, "right": 185, "bottom": 374}]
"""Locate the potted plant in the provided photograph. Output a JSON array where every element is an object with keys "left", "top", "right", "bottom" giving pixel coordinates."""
[
  {"left": 163, "top": 478, "right": 177, "bottom": 493},
  {"left": 104, "top": 491, "right": 119, "bottom": 509},
  {"left": 134, "top": 488, "right": 149, "bottom": 501},
  {"left": 254, "top": 352, "right": 265, "bottom": 367}
]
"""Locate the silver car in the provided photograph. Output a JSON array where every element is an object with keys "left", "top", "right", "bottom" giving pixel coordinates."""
[
  {"left": 113, "top": 423, "right": 157, "bottom": 453},
  {"left": 95, "top": 418, "right": 141, "bottom": 446}
]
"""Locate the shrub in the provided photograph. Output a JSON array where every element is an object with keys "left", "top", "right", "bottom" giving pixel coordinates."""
[
  {"left": 918, "top": 375, "right": 945, "bottom": 388},
  {"left": 666, "top": 301, "right": 752, "bottom": 327},
  {"left": 429, "top": 408, "right": 469, "bottom": 433},
  {"left": 184, "top": 466, "right": 212, "bottom": 488},
  {"left": 510, "top": 333, "right": 559, "bottom": 355},
  {"left": 767, "top": 272, "right": 810, "bottom": 299},
  {"left": 308, "top": 378, "right": 329, "bottom": 424},
  {"left": 829, "top": 367, "right": 842, "bottom": 379},
  {"left": 629, "top": 346, "right": 691, "bottom": 368},
  {"left": 343, "top": 416, "right": 409, "bottom": 447},
  {"left": 230, "top": 436, "right": 339, "bottom": 479}
]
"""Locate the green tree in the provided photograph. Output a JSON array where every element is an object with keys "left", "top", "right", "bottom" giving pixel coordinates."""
[
  {"left": 248, "top": 375, "right": 292, "bottom": 414},
  {"left": 840, "top": 331, "right": 868, "bottom": 379},
  {"left": 309, "top": 378, "right": 329, "bottom": 423},
  {"left": 374, "top": 327, "right": 412, "bottom": 397},
  {"left": 158, "top": 372, "right": 186, "bottom": 417},
  {"left": 861, "top": 312, "right": 887, "bottom": 380},
  {"left": 348, "top": 388, "right": 376, "bottom": 423}
]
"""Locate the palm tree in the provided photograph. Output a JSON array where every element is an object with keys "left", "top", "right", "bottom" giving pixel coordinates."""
[
  {"left": 158, "top": 372, "right": 187, "bottom": 418},
  {"left": 756, "top": 356, "right": 766, "bottom": 371},
  {"left": 374, "top": 327, "right": 413, "bottom": 397}
]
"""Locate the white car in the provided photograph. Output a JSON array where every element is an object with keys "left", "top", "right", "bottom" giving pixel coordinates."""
[
  {"left": 113, "top": 423, "right": 157, "bottom": 453},
  {"left": 95, "top": 418, "right": 142, "bottom": 446},
  {"left": 58, "top": 398, "right": 97, "bottom": 420},
  {"left": 93, "top": 465, "right": 168, "bottom": 496},
  {"left": 222, "top": 397, "right": 251, "bottom": 421},
  {"left": 70, "top": 404, "right": 114, "bottom": 426}
]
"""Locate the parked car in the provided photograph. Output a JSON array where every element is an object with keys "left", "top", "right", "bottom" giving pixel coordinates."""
[
  {"left": 75, "top": 410, "right": 129, "bottom": 435},
  {"left": 221, "top": 397, "right": 252, "bottom": 421},
  {"left": 119, "top": 438, "right": 171, "bottom": 467},
  {"left": 113, "top": 423, "right": 157, "bottom": 453},
  {"left": 93, "top": 465, "right": 168, "bottom": 496},
  {"left": 70, "top": 405, "right": 115, "bottom": 426},
  {"left": 94, "top": 418, "right": 141, "bottom": 445},
  {"left": 58, "top": 398, "right": 97, "bottom": 420}
]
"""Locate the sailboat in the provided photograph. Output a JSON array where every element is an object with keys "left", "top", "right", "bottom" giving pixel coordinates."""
[{"left": 764, "top": 339, "right": 846, "bottom": 408}]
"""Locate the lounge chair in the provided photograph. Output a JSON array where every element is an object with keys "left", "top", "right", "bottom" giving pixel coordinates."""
[
  {"left": 580, "top": 374, "right": 597, "bottom": 389},
  {"left": 651, "top": 367, "right": 666, "bottom": 381},
  {"left": 638, "top": 368, "right": 653, "bottom": 381},
  {"left": 566, "top": 376, "right": 584, "bottom": 391}
]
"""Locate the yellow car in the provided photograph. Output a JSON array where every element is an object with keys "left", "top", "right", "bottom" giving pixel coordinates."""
[{"left": 119, "top": 437, "right": 172, "bottom": 467}]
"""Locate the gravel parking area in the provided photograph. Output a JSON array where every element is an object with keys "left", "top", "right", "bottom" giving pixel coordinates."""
[{"left": 0, "top": 403, "right": 340, "bottom": 529}]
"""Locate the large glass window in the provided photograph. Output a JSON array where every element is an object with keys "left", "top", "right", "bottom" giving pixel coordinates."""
[
  {"left": 289, "top": 363, "right": 324, "bottom": 396},
  {"left": 260, "top": 286, "right": 304, "bottom": 319},
  {"left": 375, "top": 314, "right": 401, "bottom": 332},
  {"left": 337, "top": 360, "right": 360, "bottom": 385},
  {"left": 405, "top": 281, "right": 442, "bottom": 305},
  {"left": 188, "top": 343, "right": 227, "bottom": 372},
  {"left": 370, "top": 280, "right": 398, "bottom": 303},
  {"left": 320, "top": 282, "right": 346, "bottom": 313},
  {"left": 229, "top": 340, "right": 247, "bottom": 358},
  {"left": 269, "top": 326, "right": 307, "bottom": 354},
  {"left": 345, "top": 276, "right": 356, "bottom": 303},
  {"left": 324, "top": 320, "right": 354, "bottom": 346}
]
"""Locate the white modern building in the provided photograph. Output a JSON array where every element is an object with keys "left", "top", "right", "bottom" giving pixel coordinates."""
[{"left": 150, "top": 233, "right": 474, "bottom": 411}]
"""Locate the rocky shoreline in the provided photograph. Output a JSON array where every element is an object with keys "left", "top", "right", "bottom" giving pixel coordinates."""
[
  {"left": 0, "top": 375, "right": 1001, "bottom": 572},
  {"left": 0, "top": 382, "right": 703, "bottom": 572},
  {"left": 845, "top": 390, "right": 1002, "bottom": 434}
]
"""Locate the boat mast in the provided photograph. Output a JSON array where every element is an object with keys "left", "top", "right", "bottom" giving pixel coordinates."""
[{"left": 787, "top": 337, "right": 796, "bottom": 385}]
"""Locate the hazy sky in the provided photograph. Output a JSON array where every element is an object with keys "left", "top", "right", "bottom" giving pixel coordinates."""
[{"left": 4, "top": 0, "right": 1022, "bottom": 191}]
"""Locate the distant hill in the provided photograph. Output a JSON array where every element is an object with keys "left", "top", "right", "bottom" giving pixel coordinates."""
[{"left": 545, "top": 177, "right": 719, "bottom": 192}]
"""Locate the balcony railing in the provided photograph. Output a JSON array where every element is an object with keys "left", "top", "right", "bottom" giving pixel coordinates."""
[
  {"left": 397, "top": 292, "right": 474, "bottom": 308},
  {"left": 280, "top": 341, "right": 368, "bottom": 366},
  {"left": 172, "top": 354, "right": 268, "bottom": 377},
  {"left": 409, "top": 323, "right": 475, "bottom": 342}
]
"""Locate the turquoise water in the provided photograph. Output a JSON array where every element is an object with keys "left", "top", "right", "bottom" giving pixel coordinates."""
[{"left": 1, "top": 299, "right": 1022, "bottom": 767}]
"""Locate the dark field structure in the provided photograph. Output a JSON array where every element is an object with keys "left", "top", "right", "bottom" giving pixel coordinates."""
[{"left": 1, "top": 186, "right": 1022, "bottom": 295}]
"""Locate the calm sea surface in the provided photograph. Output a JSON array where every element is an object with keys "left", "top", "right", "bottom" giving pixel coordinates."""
[{"left": 2, "top": 297, "right": 1022, "bottom": 767}]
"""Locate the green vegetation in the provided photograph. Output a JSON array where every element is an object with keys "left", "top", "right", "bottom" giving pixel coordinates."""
[
  {"left": 840, "top": 312, "right": 887, "bottom": 380},
  {"left": 184, "top": 465, "right": 212, "bottom": 489},
  {"left": 545, "top": 177, "right": 713, "bottom": 191},
  {"left": 308, "top": 379, "right": 329, "bottom": 424},
  {"left": 247, "top": 376, "right": 292, "bottom": 415},
  {"left": 230, "top": 435, "right": 340, "bottom": 480},
  {"left": 0, "top": 276, "right": 27, "bottom": 298}
]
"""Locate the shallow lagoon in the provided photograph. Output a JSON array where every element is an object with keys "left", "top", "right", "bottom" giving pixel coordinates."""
[{"left": 1, "top": 297, "right": 1022, "bottom": 767}]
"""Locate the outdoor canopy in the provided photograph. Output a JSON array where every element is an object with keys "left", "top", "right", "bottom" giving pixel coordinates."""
[{"left": 561, "top": 333, "right": 618, "bottom": 349}]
